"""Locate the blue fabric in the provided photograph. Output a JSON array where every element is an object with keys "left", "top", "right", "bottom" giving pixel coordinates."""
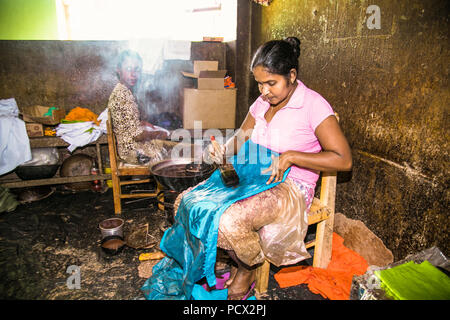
[
  {"left": 192, "top": 284, "right": 228, "bottom": 300},
  {"left": 141, "top": 140, "right": 290, "bottom": 300},
  {"left": 191, "top": 285, "right": 257, "bottom": 300}
]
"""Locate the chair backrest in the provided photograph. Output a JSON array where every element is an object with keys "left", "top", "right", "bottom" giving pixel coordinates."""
[
  {"left": 309, "top": 112, "right": 339, "bottom": 217},
  {"left": 106, "top": 110, "right": 120, "bottom": 174},
  {"left": 106, "top": 109, "right": 151, "bottom": 176},
  {"left": 320, "top": 112, "right": 339, "bottom": 212},
  {"left": 318, "top": 172, "right": 336, "bottom": 213}
]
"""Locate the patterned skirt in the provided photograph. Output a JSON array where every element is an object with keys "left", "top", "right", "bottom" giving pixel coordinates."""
[{"left": 173, "top": 177, "right": 314, "bottom": 267}]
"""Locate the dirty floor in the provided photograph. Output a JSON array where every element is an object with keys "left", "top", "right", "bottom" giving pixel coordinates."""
[{"left": 0, "top": 185, "right": 325, "bottom": 300}]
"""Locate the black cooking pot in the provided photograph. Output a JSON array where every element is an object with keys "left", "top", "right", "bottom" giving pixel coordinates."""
[
  {"left": 150, "top": 158, "right": 216, "bottom": 192},
  {"left": 100, "top": 235, "right": 125, "bottom": 256},
  {"left": 15, "top": 164, "right": 60, "bottom": 180}
]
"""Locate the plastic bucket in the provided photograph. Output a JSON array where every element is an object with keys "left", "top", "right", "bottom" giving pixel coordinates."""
[{"left": 99, "top": 218, "right": 124, "bottom": 239}]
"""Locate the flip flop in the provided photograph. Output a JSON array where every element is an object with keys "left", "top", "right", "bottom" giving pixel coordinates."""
[
  {"left": 223, "top": 266, "right": 238, "bottom": 289},
  {"left": 201, "top": 272, "right": 231, "bottom": 291},
  {"left": 216, "top": 272, "right": 231, "bottom": 290},
  {"left": 227, "top": 281, "right": 255, "bottom": 300}
]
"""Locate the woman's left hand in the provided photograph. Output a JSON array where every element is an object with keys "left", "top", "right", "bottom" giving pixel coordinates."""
[{"left": 261, "top": 153, "right": 292, "bottom": 184}]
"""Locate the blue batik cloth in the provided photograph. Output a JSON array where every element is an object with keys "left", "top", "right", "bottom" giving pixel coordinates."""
[{"left": 141, "top": 139, "right": 290, "bottom": 300}]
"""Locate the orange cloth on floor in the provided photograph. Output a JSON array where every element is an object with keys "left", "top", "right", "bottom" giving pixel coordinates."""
[
  {"left": 274, "top": 232, "right": 369, "bottom": 300},
  {"left": 64, "top": 107, "right": 100, "bottom": 126}
]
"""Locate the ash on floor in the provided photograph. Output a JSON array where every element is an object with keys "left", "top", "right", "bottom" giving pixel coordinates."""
[{"left": 0, "top": 186, "right": 325, "bottom": 300}]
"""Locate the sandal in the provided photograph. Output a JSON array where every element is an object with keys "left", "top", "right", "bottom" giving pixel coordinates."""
[
  {"left": 223, "top": 266, "right": 238, "bottom": 289},
  {"left": 201, "top": 271, "right": 231, "bottom": 291},
  {"left": 227, "top": 281, "right": 255, "bottom": 300}
]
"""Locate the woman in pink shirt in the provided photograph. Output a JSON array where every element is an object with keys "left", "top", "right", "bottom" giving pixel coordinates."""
[{"left": 202, "top": 37, "right": 352, "bottom": 299}]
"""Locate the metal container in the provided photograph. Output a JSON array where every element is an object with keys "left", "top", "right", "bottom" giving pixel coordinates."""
[
  {"left": 99, "top": 218, "right": 124, "bottom": 239},
  {"left": 149, "top": 158, "right": 216, "bottom": 192},
  {"left": 15, "top": 164, "right": 59, "bottom": 180},
  {"left": 100, "top": 235, "right": 125, "bottom": 255}
]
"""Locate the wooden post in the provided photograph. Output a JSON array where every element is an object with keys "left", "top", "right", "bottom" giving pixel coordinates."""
[
  {"left": 255, "top": 260, "right": 270, "bottom": 294},
  {"left": 312, "top": 171, "right": 336, "bottom": 268},
  {"left": 106, "top": 115, "right": 122, "bottom": 215}
]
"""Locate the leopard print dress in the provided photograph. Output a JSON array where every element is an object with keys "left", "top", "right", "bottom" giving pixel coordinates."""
[{"left": 107, "top": 83, "right": 174, "bottom": 164}]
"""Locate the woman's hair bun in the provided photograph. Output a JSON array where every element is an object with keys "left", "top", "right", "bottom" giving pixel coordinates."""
[{"left": 284, "top": 37, "right": 301, "bottom": 58}]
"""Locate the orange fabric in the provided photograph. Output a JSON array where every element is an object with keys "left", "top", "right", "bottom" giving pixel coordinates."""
[
  {"left": 64, "top": 107, "right": 100, "bottom": 125},
  {"left": 274, "top": 233, "right": 369, "bottom": 300}
]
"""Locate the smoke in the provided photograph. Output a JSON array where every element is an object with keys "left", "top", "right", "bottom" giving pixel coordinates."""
[{"left": 127, "top": 39, "right": 192, "bottom": 122}]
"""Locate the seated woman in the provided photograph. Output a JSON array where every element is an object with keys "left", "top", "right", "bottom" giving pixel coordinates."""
[
  {"left": 174, "top": 37, "right": 352, "bottom": 300},
  {"left": 108, "top": 50, "right": 175, "bottom": 165}
]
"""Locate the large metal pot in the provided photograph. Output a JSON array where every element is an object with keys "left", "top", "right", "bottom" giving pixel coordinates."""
[
  {"left": 150, "top": 158, "right": 216, "bottom": 192},
  {"left": 15, "top": 147, "right": 60, "bottom": 180},
  {"left": 15, "top": 164, "right": 59, "bottom": 180},
  {"left": 59, "top": 154, "right": 94, "bottom": 190}
]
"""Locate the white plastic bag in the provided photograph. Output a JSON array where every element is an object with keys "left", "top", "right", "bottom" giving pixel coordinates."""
[
  {"left": 21, "top": 147, "right": 59, "bottom": 166},
  {"left": 0, "top": 98, "right": 32, "bottom": 175},
  {"left": 56, "top": 122, "right": 102, "bottom": 152}
]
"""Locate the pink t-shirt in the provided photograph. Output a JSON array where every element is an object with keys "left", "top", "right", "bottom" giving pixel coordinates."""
[{"left": 249, "top": 80, "right": 334, "bottom": 189}]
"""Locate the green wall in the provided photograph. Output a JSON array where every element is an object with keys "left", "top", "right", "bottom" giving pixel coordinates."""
[{"left": 0, "top": 0, "right": 58, "bottom": 40}]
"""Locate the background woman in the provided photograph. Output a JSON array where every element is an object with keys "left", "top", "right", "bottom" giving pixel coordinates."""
[{"left": 108, "top": 50, "right": 174, "bottom": 165}]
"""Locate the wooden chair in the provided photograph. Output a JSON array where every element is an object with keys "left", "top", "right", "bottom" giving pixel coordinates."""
[
  {"left": 106, "top": 111, "right": 160, "bottom": 215},
  {"left": 255, "top": 115, "right": 340, "bottom": 294},
  {"left": 255, "top": 171, "right": 336, "bottom": 294}
]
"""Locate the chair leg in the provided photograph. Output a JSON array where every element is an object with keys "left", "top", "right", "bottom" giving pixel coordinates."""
[
  {"left": 312, "top": 218, "right": 333, "bottom": 268},
  {"left": 156, "top": 181, "right": 165, "bottom": 211},
  {"left": 111, "top": 173, "right": 122, "bottom": 215},
  {"left": 255, "top": 260, "right": 270, "bottom": 294}
]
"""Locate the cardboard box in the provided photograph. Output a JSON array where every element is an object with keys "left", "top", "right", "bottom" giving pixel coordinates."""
[
  {"left": 183, "top": 88, "right": 236, "bottom": 129},
  {"left": 202, "top": 36, "right": 224, "bottom": 42},
  {"left": 182, "top": 60, "right": 226, "bottom": 89},
  {"left": 181, "top": 60, "right": 218, "bottom": 78},
  {"left": 21, "top": 105, "right": 65, "bottom": 125},
  {"left": 197, "top": 70, "right": 227, "bottom": 89},
  {"left": 25, "top": 123, "right": 44, "bottom": 137}
]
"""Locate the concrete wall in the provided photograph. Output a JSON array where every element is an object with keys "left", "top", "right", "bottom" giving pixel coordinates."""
[
  {"left": 0, "top": 40, "right": 227, "bottom": 117},
  {"left": 239, "top": 0, "right": 449, "bottom": 260}
]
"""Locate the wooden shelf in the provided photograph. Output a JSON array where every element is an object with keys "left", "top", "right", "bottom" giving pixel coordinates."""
[
  {"left": 28, "top": 134, "right": 108, "bottom": 148},
  {"left": 1, "top": 174, "right": 111, "bottom": 188},
  {"left": 1, "top": 135, "right": 110, "bottom": 189}
]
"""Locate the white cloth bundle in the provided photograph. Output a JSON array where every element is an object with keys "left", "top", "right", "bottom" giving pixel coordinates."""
[
  {"left": 0, "top": 98, "right": 32, "bottom": 175},
  {"left": 56, "top": 109, "right": 108, "bottom": 152}
]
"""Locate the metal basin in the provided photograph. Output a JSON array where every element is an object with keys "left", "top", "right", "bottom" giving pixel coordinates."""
[
  {"left": 15, "top": 164, "right": 59, "bottom": 180},
  {"left": 150, "top": 158, "right": 216, "bottom": 192}
]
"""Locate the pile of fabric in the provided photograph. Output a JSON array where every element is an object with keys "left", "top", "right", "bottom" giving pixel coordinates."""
[
  {"left": 274, "top": 232, "right": 369, "bottom": 300},
  {"left": 56, "top": 107, "right": 108, "bottom": 152},
  {"left": 375, "top": 260, "right": 450, "bottom": 300},
  {"left": 0, "top": 186, "right": 19, "bottom": 213}
]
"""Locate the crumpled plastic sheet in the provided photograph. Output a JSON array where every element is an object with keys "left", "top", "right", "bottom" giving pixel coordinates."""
[
  {"left": 0, "top": 98, "right": 31, "bottom": 175},
  {"left": 0, "top": 186, "right": 19, "bottom": 213},
  {"left": 20, "top": 147, "right": 59, "bottom": 166},
  {"left": 350, "top": 246, "right": 450, "bottom": 300},
  {"left": 141, "top": 139, "right": 291, "bottom": 300}
]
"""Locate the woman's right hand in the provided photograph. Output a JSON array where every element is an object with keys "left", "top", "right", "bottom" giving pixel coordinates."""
[
  {"left": 135, "top": 129, "right": 169, "bottom": 142},
  {"left": 203, "top": 143, "right": 225, "bottom": 164}
]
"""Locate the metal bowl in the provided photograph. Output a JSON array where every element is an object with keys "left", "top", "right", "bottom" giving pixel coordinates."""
[
  {"left": 150, "top": 158, "right": 216, "bottom": 192},
  {"left": 100, "top": 235, "right": 125, "bottom": 256},
  {"left": 15, "top": 164, "right": 59, "bottom": 180}
]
